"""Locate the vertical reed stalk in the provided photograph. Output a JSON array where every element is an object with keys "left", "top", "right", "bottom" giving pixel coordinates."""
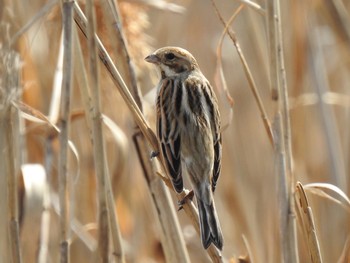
[
  {"left": 58, "top": 1, "right": 74, "bottom": 262},
  {"left": 85, "top": 0, "right": 109, "bottom": 261},
  {"left": 266, "top": 0, "right": 278, "bottom": 100},
  {"left": 273, "top": 113, "right": 289, "bottom": 263},
  {"left": 4, "top": 51, "right": 23, "bottom": 263},
  {"left": 307, "top": 21, "right": 347, "bottom": 191},
  {"left": 274, "top": 0, "right": 299, "bottom": 261}
]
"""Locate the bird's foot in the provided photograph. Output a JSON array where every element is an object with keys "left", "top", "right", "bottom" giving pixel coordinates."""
[{"left": 177, "top": 190, "right": 194, "bottom": 211}]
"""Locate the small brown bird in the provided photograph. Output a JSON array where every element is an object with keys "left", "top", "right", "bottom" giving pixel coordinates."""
[{"left": 145, "top": 47, "right": 223, "bottom": 250}]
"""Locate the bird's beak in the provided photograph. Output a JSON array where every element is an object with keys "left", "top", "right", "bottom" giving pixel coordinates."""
[{"left": 145, "top": 54, "right": 160, "bottom": 64}]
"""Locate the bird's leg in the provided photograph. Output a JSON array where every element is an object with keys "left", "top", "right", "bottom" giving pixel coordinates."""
[{"left": 177, "top": 190, "right": 194, "bottom": 211}]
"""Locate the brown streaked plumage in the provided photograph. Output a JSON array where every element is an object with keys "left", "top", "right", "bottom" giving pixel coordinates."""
[{"left": 145, "top": 46, "right": 223, "bottom": 250}]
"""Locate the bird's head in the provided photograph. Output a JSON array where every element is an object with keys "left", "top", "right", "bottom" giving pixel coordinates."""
[{"left": 145, "top": 47, "right": 199, "bottom": 78}]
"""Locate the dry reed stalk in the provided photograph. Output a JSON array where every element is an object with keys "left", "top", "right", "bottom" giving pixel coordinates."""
[
  {"left": 84, "top": 0, "right": 109, "bottom": 261},
  {"left": 2, "top": 50, "right": 23, "bottom": 263},
  {"left": 0, "top": 92, "right": 9, "bottom": 262},
  {"left": 211, "top": 0, "right": 274, "bottom": 146},
  {"left": 274, "top": 0, "right": 299, "bottom": 261},
  {"left": 73, "top": 2, "right": 223, "bottom": 261},
  {"left": 104, "top": 164, "right": 125, "bottom": 263},
  {"left": 296, "top": 187, "right": 322, "bottom": 258},
  {"left": 274, "top": 0, "right": 292, "bottom": 178},
  {"left": 266, "top": 0, "right": 278, "bottom": 100},
  {"left": 58, "top": 1, "right": 74, "bottom": 262},
  {"left": 266, "top": 0, "right": 279, "bottom": 100},
  {"left": 295, "top": 182, "right": 323, "bottom": 263},
  {"left": 273, "top": 112, "right": 289, "bottom": 263}
]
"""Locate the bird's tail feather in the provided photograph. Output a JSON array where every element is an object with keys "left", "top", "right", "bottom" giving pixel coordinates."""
[{"left": 196, "top": 196, "right": 223, "bottom": 250}]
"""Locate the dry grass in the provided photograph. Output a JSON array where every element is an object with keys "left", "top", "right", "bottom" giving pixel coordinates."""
[{"left": 1, "top": 0, "right": 350, "bottom": 262}]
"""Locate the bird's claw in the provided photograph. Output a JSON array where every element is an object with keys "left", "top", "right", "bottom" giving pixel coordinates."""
[{"left": 177, "top": 190, "right": 194, "bottom": 211}]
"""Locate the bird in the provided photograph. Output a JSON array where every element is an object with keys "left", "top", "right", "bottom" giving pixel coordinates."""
[{"left": 145, "top": 46, "right": 223, "bottom": 250}]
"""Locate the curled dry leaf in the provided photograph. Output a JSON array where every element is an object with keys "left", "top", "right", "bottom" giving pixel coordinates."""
[
  {"left": 237, "top": 0, "right": 265, "bottom": 15},
  {"left": 303, "top": 182, "right": 350, "bottom": 212}
]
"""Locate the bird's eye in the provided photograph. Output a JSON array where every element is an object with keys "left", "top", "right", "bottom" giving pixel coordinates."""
[{"left": 165, "top": 53, "right": 175, "bottom": 60}]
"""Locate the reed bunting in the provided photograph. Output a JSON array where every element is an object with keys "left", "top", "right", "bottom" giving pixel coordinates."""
[{"left": 145, "top": 47, "right": 223, "bottom": 250}]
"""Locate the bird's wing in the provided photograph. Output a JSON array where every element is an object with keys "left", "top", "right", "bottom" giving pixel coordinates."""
[
  {"left": 157, "top": 79, "right": 183, "bottom": 193},
  {"left": 202, "top": 82, "right": 222, "bottom": 193},
  {"left": 212, "top": 133, "right": 222, "bottom": 193}
]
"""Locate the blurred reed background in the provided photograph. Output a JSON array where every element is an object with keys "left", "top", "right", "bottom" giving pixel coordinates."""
[{"left": 0, "top": 0, "right": 350, "bottom": 262}]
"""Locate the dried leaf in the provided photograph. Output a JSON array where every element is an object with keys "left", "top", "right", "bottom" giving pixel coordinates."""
[{"left": 304, "top": 183, "right": 350, "bottom": 212}]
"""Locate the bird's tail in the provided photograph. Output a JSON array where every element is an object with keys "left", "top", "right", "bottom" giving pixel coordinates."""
[{"left": 196, "top": 194, "right": 223, "bottom": 250}]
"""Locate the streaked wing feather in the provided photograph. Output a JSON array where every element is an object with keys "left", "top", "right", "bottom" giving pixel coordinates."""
[
  {"left": 157, "top": 79, "right": 183, "bottom": 193},
  {"left": 212, "top": 136, "right": 222, "bottom": 192},
  {"left": 202, "top": 82, "right": 222, "bottom": 192}
]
